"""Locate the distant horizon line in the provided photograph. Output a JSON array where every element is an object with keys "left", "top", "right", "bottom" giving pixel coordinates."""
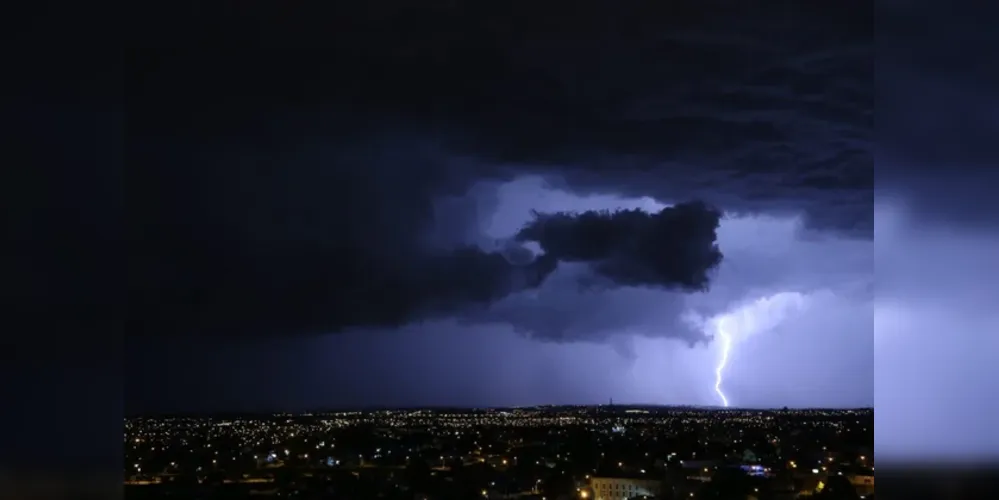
[{"left": 126, "top": 403, "right": 873, "bottom": 419}]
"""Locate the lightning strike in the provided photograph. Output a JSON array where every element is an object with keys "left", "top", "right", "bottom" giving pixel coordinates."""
[
  {"left": 707, "top": 291, "right": 810, "bottom": 409},
  {"left": 714, "top": 326, "right": 732, "bottom": 407}
]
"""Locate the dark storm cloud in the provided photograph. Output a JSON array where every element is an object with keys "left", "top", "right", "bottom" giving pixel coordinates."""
[
  {"left": 125, "top": 0, "right": 871, "bottom": 339},
  {"left": 517, "top": 202, "right": 722, "bottom": 290},
  {"left": 130, "top": 164, "right": 722, "bottom": 337}
]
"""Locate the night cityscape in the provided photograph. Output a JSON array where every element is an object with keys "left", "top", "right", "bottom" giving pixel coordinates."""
[
  {"left": 5, "top": 0, "right": 996, "bottom": 495},
  {"left": 64, "top": 0, "right": 990, "bottom": 499},
  {"left": 124, "top": 407, "right": 872, "bottom": 499},
  {"left": 113, "top": 1, "right": 889, "bottom": 498}
]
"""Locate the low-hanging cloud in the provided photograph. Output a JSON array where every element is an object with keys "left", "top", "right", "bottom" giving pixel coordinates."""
[
  {"left": 516, "top": 202, "right": 723, "bottom": 291},
  {"left": 465, "top": 263, "right": 705, "bottom": 347}
]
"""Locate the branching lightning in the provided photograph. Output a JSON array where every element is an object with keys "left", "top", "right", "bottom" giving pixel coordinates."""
[{"left": 714, "top": 326, "right": 732, "bottom": 407}]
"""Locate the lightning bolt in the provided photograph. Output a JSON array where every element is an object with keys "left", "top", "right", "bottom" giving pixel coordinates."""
[
  {"left": 707, "top": 291, "right": 809, "bottom": 408},
  {"left": 714, "top": 326, "right": 732, "bottom": 408}
]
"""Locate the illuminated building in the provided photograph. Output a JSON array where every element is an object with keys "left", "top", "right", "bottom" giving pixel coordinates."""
[
  {"left": 846, "top": 472, "right": 874, "bottom": 496},
  {"left": 588, "top": 476, "right": 663, "bottom": 500}
]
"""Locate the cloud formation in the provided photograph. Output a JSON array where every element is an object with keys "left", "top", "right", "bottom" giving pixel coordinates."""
[
  {"left": 130, "top": 188, "right": 722, "bottom": 339},
  {"left": 466, "top": 267, "right": 705, "bottom": 347},
  {"left": 517, "top": 202, "right": 723, "bottom": 291},
  {"left": 115, "top": 1, "right": 872, "bottom": 343}
]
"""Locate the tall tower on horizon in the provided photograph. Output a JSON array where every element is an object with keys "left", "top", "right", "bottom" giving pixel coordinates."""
[{"left": 609, "top": 397, "right": 613, "bottom": 406}]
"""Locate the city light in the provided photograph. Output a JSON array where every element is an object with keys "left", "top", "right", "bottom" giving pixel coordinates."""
[{"left": 124, "top": 407, "right": 871, "bottom": 496}]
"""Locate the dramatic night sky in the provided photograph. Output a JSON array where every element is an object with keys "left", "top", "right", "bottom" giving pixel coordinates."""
[
  {"left": 125, "top": 2, "right": 875, "bottom": 414},
  {"left": 109, "top": 1, "right": 999, "bottom": 462}
]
